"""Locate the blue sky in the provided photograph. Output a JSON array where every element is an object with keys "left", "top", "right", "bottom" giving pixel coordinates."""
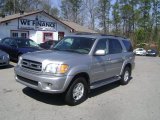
[{"left": 51, "top": 0, "right": 61, "bottom": 8}]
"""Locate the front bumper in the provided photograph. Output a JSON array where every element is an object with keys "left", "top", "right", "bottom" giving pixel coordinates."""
[{"left": 14, "top": 66, "right": 73, "bottom": 93}]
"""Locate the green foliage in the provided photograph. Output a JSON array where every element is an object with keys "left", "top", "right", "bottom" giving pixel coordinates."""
[
  {"left": 61, "top": 0, "right": 82, "bottom": 23},
  {"left": 97, "top": 0, "right": 111, "bottom": 33},
  {"left": 135, "top": 29, "right": 146, "bottom": 44},
  {"left": 0, "top": 0, "right": 59, "bottom": 17},
  {"left": 112, "top": 1, "right": 121, "bottom": 34}
]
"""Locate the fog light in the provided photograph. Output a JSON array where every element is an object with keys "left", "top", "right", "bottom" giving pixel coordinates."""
[{"left": 48, "top": 83, "right": 52, "bottom": 87}]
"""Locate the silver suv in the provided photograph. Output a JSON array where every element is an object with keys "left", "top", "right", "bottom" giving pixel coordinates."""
[{"left": 15, "top": 34, "right": 135, "bottom": 105}]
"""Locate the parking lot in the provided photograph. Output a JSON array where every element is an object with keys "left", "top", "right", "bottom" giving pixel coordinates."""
[{"left": 0, "top": 56, "right": 160, "bottom": 120}]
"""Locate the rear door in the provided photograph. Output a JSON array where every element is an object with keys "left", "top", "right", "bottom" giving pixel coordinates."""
[{"left": 107, "top": 39, "right": 124, "bottom": 77}]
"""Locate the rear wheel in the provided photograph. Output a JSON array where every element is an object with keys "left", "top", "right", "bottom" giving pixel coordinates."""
[
  {"left": 65, "top": 77, "right": 88, "bottom": 106},
  {"left": 120, "top": 67, "right": 131, "bottom": 85}
]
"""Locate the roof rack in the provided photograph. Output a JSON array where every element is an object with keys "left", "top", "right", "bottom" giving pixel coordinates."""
[
  {"left": 74, "top": 32, "right": 127, "bottom": 39},
  {"left": 100, "top": 34, "right": 127, "bottom": 39}
]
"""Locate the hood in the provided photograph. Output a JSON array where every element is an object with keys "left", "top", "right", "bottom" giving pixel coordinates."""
[
  {"left": 0, "top": 50, "right": 8, "bottom": 56},
  {"left": 19, "top": 47, "right": 43, "bottom": 54},
  {"left": 22, "top": 50, "right": 90, "bottom": 63}
]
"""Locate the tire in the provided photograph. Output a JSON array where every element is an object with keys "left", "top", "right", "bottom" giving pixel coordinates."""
[
  {"left": 120, "top": 67, "right": 131, "bottom": 85},
  {"left": 65, "top": 77, "right": 88, "bottom": 106}
]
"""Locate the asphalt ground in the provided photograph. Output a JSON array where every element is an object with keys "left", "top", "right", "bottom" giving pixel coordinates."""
[{"left": 0, "top": 56, "right": 160, "bottom": 120}]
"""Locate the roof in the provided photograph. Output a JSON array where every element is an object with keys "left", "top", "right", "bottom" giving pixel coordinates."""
[
  {"left": 0, "top": 10, "right": 42, "bottom": 23},
  {"left": 0, "top": 10, "right": 73, "bottom": 30},
  {"left": 0, "top": 10, "right": 97, "bottom": 34},
  {"left": 61, "top": 20, "right": 97, "bottom": 33}
]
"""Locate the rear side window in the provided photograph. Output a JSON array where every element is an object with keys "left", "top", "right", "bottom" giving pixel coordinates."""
[
  {"left": 109, "top": 39, "right": 122, "bottom": 54},
  {"left": 0, "top": 38, "right": 11, "bottom": 46},
  {"left": 122, "top": 40, "right": 133, "bottom": 52}
]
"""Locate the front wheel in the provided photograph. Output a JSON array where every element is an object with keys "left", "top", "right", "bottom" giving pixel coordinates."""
[
  {"left": 120, "top": 67, "right": 131, "bottom": 85},
  {"left": 65, "top": 77, "right": 88, "bottom": 106}
]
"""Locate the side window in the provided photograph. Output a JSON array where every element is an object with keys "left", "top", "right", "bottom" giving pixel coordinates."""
[
  {"left": 1, "top": 38, "right": 11, "bottom": 46},
  {"left": 109, "top": 39, "right": 122, "bottom": 54},
  {"left": 10, "top": 39, "right": 17, "bottom": 47},
  {"left": 55, "top": 38, "right": 73, "bottom": 49},
  {"left": 122, "top": 40, "right": 133, "bottom": 52},
  {"left": 95, "top": 39, "right": 108, "bottom": 54}
]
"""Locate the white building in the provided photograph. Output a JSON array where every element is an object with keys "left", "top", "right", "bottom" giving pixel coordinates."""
[{"left": 0, "top": 10, "right": 96, "bottom": 43}]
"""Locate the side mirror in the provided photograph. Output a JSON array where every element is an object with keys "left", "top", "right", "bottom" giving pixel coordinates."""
[{"left": 94, "top": 50, "right": 105, "bottom": 56}]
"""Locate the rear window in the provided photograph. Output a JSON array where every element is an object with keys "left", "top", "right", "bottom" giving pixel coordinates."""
[{"left": 122, "top": 40, "right": 133, "bottom": 52}]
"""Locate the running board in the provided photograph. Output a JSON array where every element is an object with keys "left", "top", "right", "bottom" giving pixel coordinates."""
[{"left": 90, "top": 76, "right": 121, "bottom": 89}]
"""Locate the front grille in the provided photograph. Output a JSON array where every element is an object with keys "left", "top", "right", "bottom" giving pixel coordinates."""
[
  {"left": 17, "top": 75, "right": 38, "bottom": 86},
  {"left": 21, "top": 59, "right": 42, "bottom": 71},
  {"left": 0, "top": 62, "right": 5, "bottom": 65}
]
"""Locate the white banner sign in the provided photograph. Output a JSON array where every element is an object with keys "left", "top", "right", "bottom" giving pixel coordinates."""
[{"left": 18, "top": 19, "right": 57, "bottom": 31}]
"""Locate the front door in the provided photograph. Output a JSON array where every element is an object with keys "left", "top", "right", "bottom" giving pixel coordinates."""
[{"left": 91, "top": 39, "right": 110, "bottom": 82}]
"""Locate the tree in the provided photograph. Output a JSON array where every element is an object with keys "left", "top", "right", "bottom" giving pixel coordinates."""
[
  {"left": 97, "top": 0, "right": 111, "bottom": 33},
  {"left": 152, "top": 0, "right": 160, "bottom": 35},
  {"left": 84, "top": 0, "right": 97, "bottom": 30},
  {"left": 138, "top": 0, "right": 152, "bottom": 43},
  {"left": 61, "top": 0, "right": 83, "bottom": 24},
  {"left": 112, "top": 0, "right": 121, "bottom": 34},
  {"left": 119, "top": 0, "right": 139, "bottom": 36},
  {"left": 39, "top": 0, "right": 59, "bottom": 18}
]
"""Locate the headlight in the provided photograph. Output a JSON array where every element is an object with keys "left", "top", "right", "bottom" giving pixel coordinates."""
[
  {"left": 18, "top": 56, "right": 22, "bottom": 66},
  {"left": 7, "top": 54, "right": 9, "bottom": 59},
  {"left": 44, "top": 64, "right": 69, "bottom": 74}
]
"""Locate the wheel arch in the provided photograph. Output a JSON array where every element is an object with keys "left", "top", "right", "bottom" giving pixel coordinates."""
[
  {"left": 66, "top": 72, "right": 90, "bottom": 92},
  {"left": 120, "top": 63, "right": 132, "bottom": 75}
]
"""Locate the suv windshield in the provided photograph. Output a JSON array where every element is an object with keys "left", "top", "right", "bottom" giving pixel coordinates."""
[
  {"left": 16, "top": 39, "right": 39, "bottom": 48},
  {"left": 53, "top": 37, "right": 95, "bottom": 54}
]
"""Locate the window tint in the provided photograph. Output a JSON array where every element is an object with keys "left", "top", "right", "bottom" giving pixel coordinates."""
[
  {"left": 54, "top": 37, "right": 95, "bottom": 54},
  {"left": 10, "top": 39, "right": 17, "bottom": 47},
  {"left": 16, "top": 39, "right": 39, "bottom": 48},
  {"left": 122, "top": 40, "right": 133, "bottom": 52},
  {"left": 1, "top": 38, "right": 11, "bottom": 46},
  {"left": 109, "top": 39, "right": 122, "bottom": 54},
  {"left": 95, "top": 39, "right": 108, "bottom": 54}
]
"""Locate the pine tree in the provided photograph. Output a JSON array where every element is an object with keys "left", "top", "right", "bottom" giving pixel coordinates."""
[
  {"left": 97, "top": 0, "right": 111, "bottom": 33},
  {"left": 112, "top": 0, "right": 121, "bottom": 34}
]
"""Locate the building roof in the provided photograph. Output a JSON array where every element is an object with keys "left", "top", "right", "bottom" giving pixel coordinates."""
[
  {"left": 0, "top": 10, "right": 73, "bottom": 30},
  {"left": 0, "top": 10, "right": 97, "bottom": 33},
  {"left": 61, "top": 20, "right": 97, "bottom": 33},
  {"left": 0, "top": 10, "right": 42, "bottom": 23}
]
